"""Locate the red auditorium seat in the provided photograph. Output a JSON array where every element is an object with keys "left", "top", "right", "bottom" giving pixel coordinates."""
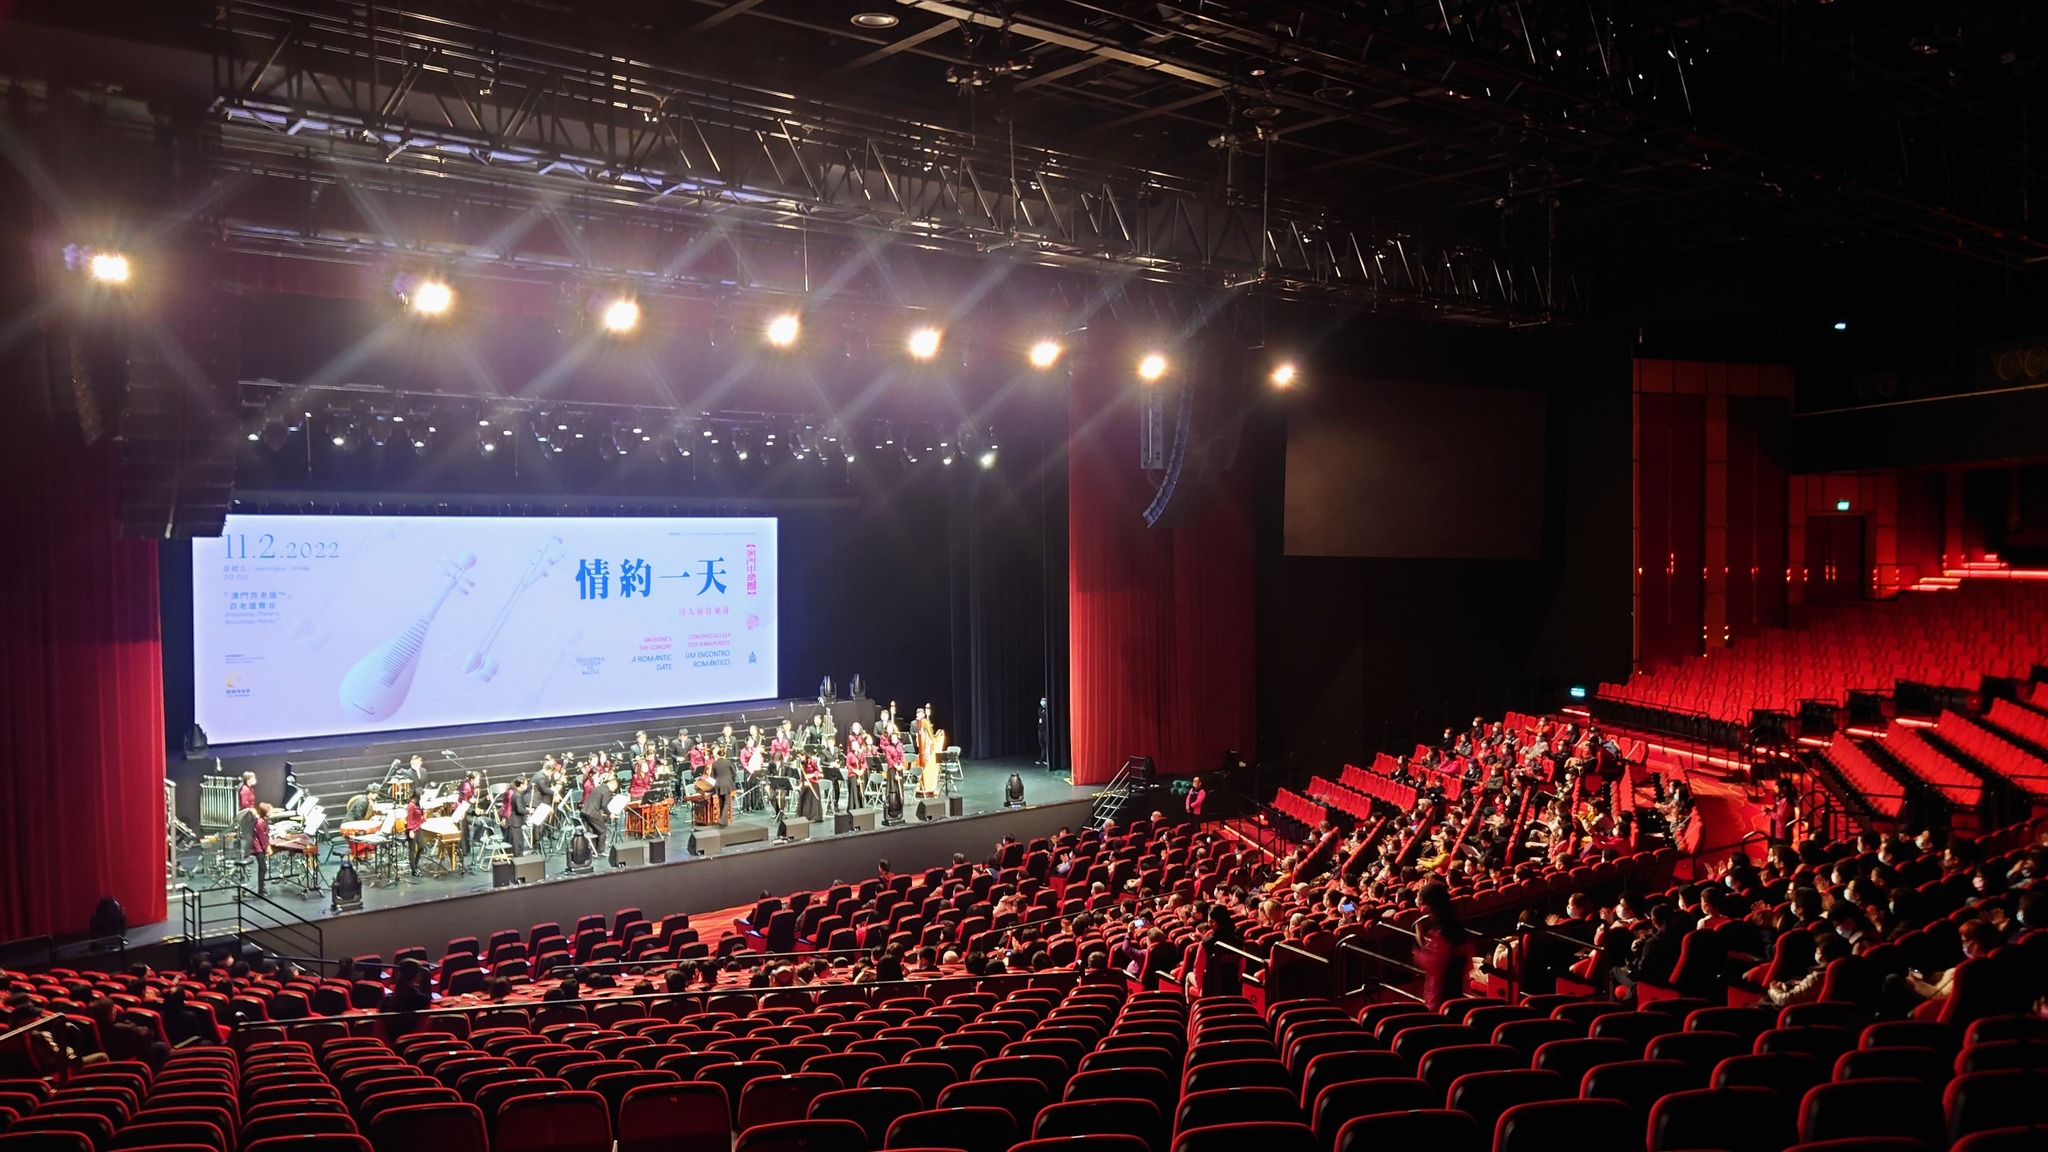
[
  {"left": 1335, "top": 1109, "right": 1485, "bottom": 1152},
  {"left": 1944, "top": 1071, "right": 2048, "bottom": 1143},
  {"left": 934, "top": 1077, "right": 1049, "bottom": 1128},
  {"left": 1417, "top": 1045, "right": 1523, "bottom": 1095},
  {"left": 1648, "top": 1086, "right": 1797, "bottom": 1152},
  {"left": 1799, "top": 1079, "right": 1946, "bottom": 1149},
  {"left": 1170, "top": 1120, "right": 1316, "bottom": 1152},
  {"left": 1011, "top": 1137, "right": 1151, "bottom": 1152},
  {"left": 731, "top": 1118, "right": 867, "bottom": 1152},
  {"left": 364, "top": 1102, "right": 487, "bottom": 1152},
  {"left": 1033, "top": 1098, "right": 1166, "bottom": 1152},
  {"left": 1494, "top": 1099, "right": 1639, "bottom": 1152},
  {"left": 490, "top": 1090, "right": 611, "bottom": 1152},
  {"left": 804, "top": 1086, "right": 922, "bottom": 1147},
  {"left": 856, "top": 1063, "right": 958, "bottom": 1108},
  {"left": 615, "top": 1082, "right": 730, "bottom": 1152},
  {"left": 1445, "top": 1070, "right": 1571, "bottom": 1136},
  {"left": 736, "top": 1074, "right": 842, "bottom": 1132},
  {"left": 882, "top": 1105, "right": 1019, "bottom": 1152},
  {"left": 1173, "top": 1085, "right": 1300, "bottom": 1135},
  {"left": 1310, "top": 1078, "right": 1435, "bottom": 1151}
]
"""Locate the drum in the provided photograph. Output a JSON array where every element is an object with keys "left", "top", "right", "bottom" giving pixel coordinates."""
[
  {"left": 340, "top": 818, "right": 382, "bottom": 860},
  {"left": 690, "top": 794, "right": 716, "bottom": 826}
]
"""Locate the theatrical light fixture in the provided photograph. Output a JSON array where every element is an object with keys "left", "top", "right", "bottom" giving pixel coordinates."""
[
  {"left": 1269, "top": 361, "right": 1299, "bottom": 389},
  {"left": 326, "top": 412, "right": 361, "bottom": 454},
  {"left": 600, "top": 296, "right": 641, "bottom": 334},
  {"left": 1138, "top": 353, "right": 1168, "bottom": 382},
  {"left": 907, "top": 326, "right": 943, "bottom": 360},
  {"left": 478, "top": 426, "right": 498, "bottom": 455},
  {"left": 88, "top": 251, "right": 131, "bottom": 285},
  {"left": 365, "top": 413, "right": 395, "bottom": 449},
  {"left": 851, "top": 11, "right": 899, "bottom": 28},
  {"left": 1028, "top": 340, "right": 1064, "bottom": 369},
  {"left": 406, "top": 278, "right": 454, "bottom": 317},
  {"left": 979, "top": 446, "right": 998, "bottom": 470},
  {"left": 766, "top": 313, "right": 801, "bottom": 347}
]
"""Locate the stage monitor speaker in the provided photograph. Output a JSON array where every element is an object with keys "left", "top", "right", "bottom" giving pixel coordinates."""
[
  {"left": 694, "top": 828, "right": 723, "bottom": 856},
  {"left": 948, "top": 795, "right": 965, "bottom": 818},
  {"left": 610, "top": 842, "right": 650, "bottom": 868},
  {"left": 495, "top": 854, "right": 545, "bottom": 886},
  {"left": 834, "top": 811, "right": 854, "bottom": 835},
  {"left": 723, "top": 824, "right": 771, "bottom": 847},
  {"left": 783, "top": 817, "right": 813, "bottom": 841},
  {"left": 646, "top": 840, "right": 667, "bottom": 865},
  {"left": 849, "top": 808, "right": 878, "bottom": 832}
]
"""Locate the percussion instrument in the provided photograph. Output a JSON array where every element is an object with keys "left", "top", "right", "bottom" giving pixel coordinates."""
[
  {"left": 340, "top": 818, "right": 384, "bottom": 861},
  {"left": 625, "top": 799, "right": 672, "bottom": 839},
  {"left": 690, "top": 793, "right": 716, "bottom": 826},
  {"left": 420, "top": 816, "right": 463, "bottom": 870}
]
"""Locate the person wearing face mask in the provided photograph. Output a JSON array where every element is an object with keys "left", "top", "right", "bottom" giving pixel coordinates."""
[{"left": 1893, "top": 918, "right": 2000, "bottom": 1009}]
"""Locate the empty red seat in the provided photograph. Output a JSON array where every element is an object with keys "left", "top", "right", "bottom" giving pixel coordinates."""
[
  {"left": 1033, "top": 1098, "right": 1166, "bottom": 1152},
  {"left": 615, "top": 1082, "right": 729, "bottom": 1152},
  {"left": 806, "top": 1086, "right": 923, "bottom": 1146},
  {"left": 1335, "top": 1109, "right": 1484, "bottom": 1152},
  {"left": 490, "top": 1090, "right": 611, "bottom": 1152},
  {"left": 1494, "top": 1099, "right": 1638, "bottom": 1152},
  {"left": 1171, "top": 1120, "right": 1315, "bottom": 1152},
  {"left": 1648, "top": 1086, "right": 1796, "bottom": 1152},
  {"left": 1799, "top": 1079, "right": 1944, "bottom": 1149},
  {"left": 732, "top": 1118, "right": 866, "bottom": 1152},
  {"left": 883, "top": 1105, "right": 1018, "bottom": 1152}
]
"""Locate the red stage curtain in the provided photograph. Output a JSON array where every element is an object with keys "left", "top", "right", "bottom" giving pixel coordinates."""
[
  {"left": 0, "top": 433, "right": 168, "bottom": 940},
  {"left": 1067, "top": 363, "right": 1256, "bottom": 785}
]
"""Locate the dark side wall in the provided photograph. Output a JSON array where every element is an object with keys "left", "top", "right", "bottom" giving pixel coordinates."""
[{"left": 1252, "top": 317, "right": 1634, "bottom": 781}]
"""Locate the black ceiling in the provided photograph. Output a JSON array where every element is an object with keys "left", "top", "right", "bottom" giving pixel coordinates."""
[{"left": 427, "top": 0, "right": 2045, "bottom": 265}]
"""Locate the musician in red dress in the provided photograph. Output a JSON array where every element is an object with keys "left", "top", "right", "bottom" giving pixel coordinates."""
[
  {"left": 238, "top": 771, "right": 258, "bottom": 813},
  {"left": 629, "top": 754, "right": 654, "bottom": 800},
  {"left": 405, "top": 794, "right": 426, "bottom": 876},
  {"left": 241, "top": 802, "right": 273, "bottom": 896}
]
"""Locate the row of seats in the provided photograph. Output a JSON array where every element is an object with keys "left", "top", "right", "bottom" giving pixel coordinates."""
[{"left": 1600, "top": 580, "right": 2048, "bottom": 724}]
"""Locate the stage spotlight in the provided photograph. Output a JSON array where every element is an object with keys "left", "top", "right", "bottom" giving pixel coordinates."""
[
  {"left": 610, "top": 422, "right": 633, "bottom": 456},
  {"left": 731, "top": 429, "right": 753, "bottom": 462},
  {"left": 907, "top": 326, "right": 943, "bottom": 360},
  {"left": 707, "top": 310, "right": 735, "bottom": 347},
  {"left": 407, "top": 278, "right": 454, "bottom": 317},
  {"left": 365, "top": 413, "right": 395, "bottom": 449},
  {"left": 979, "top": 447, "right": 998, "bottom": 470},
  {"left": 88, "top": 251, "right": 131, "bottom": 285},
  {"left": 1138, "top": 352, "right": 1168, "bottom": 382},
  {"left": 260, "top": 419, "right": 290, "bottom": 452},
  {"left": 940, "top": 440, "right": 956, "bottom": 466},
  {"left": 1269, "top": 361, "right": 1299, "bottom": 389},
  {"left": 326, "top": 413, "right": 361, "bottom": 453},
  {"left": 766, "top": 312, "right": 801, "bottom": 347},
  {"left": 600, "top": 296, "right": 640, "bottom": 334},
  {"left": 1028, "top": 340, "right": 1064, "bottom": 369}
]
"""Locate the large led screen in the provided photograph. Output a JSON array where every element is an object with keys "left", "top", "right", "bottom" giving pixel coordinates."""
[{"left": 192, "top": 514, "right": 778, "bottom": 744}]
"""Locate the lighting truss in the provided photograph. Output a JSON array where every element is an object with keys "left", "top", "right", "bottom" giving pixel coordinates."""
[{"left": 199, "top": 0, "right": 1581, "bottom": 324}]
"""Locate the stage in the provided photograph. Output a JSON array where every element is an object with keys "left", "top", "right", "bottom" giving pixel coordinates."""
[{"left": 156, "top": 755, "right": 1096, "bottom": 962}]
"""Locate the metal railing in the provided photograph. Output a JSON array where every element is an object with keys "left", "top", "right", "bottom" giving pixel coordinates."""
[
  {"left": 226, "top": 966, "right": 1110, "bottom": 1033},
  {"left": 177, "top": 884, "right": 326, "bottom": 967}
]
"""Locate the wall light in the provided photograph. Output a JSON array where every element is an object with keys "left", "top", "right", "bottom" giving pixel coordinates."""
[{"left": 1269, "top": 361, "right": 1299, "bottom": 389}]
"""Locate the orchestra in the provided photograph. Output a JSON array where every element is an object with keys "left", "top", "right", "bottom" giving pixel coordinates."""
[{"left": 226, "top": 699, "right": 952, "bottom": 894}]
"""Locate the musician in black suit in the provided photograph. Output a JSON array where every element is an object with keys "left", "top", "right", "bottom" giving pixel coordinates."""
[
  {"left": 582, "top": 771, "right": 615, "bottom": 854},
  {"left": 711, "top": 753, "right": 736, "bottom": 826},
  {"left": 501, "top": 778, "right": 530, "bottom": 856}
]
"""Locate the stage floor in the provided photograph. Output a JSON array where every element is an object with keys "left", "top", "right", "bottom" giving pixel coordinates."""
[{"left": 152, "top": 756, "right": 1088, "bottom": 949}]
